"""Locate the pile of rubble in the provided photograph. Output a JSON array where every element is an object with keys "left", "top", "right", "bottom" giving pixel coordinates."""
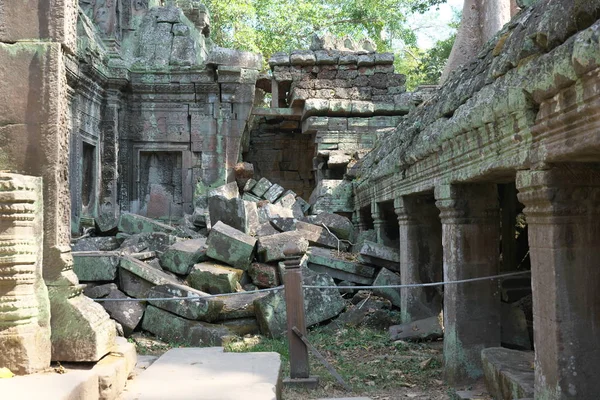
[{"left": 72, "top": 168, "right": 405, "bottom": 345}]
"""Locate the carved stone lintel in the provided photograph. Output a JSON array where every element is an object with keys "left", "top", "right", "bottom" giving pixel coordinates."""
[{"left": 0, "top": 173, "right": 51, "bottom": 374}]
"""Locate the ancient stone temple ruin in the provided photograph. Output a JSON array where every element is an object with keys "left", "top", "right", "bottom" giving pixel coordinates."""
[{"left": 1, "top": 0, "right": 600, "bottom": 399}]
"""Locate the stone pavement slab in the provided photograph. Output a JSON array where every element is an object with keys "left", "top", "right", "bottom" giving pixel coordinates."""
[{"left": 123, "top": 347, "right": 281, "bottom": 400}]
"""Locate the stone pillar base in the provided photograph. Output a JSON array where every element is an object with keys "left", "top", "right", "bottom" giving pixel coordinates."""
[
  {"left": 0, "top": 325, "right": 51, "bottom": 375},
  {"left": 49, "top": 286, "right": 116, "bottom": 362}
]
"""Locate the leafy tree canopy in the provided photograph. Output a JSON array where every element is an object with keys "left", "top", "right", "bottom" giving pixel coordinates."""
[{"left": 202, "top": 0, "right": 448, "bottom": 61}]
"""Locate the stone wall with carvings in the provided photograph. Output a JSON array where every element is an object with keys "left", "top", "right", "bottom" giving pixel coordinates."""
[{"left": 65, "top": 1, "right": 261, "bottom": 232}]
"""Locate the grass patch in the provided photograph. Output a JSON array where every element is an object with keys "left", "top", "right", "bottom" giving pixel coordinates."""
[{"left": 225, "top": 325, "right": 446, "bottom": 399}]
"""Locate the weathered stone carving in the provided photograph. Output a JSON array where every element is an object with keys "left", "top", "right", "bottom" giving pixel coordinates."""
[{"left": 0, "top": 173, "right": 51, "bottom": 374}]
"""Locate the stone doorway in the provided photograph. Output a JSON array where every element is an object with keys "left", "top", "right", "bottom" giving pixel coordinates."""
[{"left": 138, "top": 151, "right": 183, "bottom": 220}]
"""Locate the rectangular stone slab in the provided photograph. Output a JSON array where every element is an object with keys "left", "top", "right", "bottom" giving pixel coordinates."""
[
  {"left": 307, "top": 247, "right": 376, "bottom": 278},
  {"left": 307, "top": 263, "right": 374, "bottom": 285},
  {"left": 73, "top": 252, "right": 120, "bottom": 281},
  {"left": 118, "top": 256, "right": 179, "bottom": 298},
  {"left": 159, "top": 238, "right": 208, "bottom": 275},
  {"left": 358, "top": 240, "right": 400, "bottom": 271},
  {"left": 372, "top": 267, "right": 401, "bottom": 308},
  {"left": 140, "top": 305, "right": 233, "bottom": 347},
  {"left": 118, "top": 213, "right": 175, "bottom": 235},
  {"left": 206, "top": 221, "right": 257, "bottom": 270},
  {"left": 186, "top": 262, "right": 244, "bottom": 294},
  {"left": 123, "top": 347, "right": 281, "bottom": 400},
  {"left": 254, "top": 271, "right": 345, "bottom": 338}
]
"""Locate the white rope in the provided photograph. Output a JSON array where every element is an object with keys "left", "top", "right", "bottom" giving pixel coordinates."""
[
  {"left": 89, "top": 270, "right": 531, "bottom": 302},
  {"left": 303, "top": 270, "right": 531, "bottom": 290}
]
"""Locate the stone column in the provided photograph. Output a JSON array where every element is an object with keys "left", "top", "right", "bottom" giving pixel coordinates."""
[
  {"left": 517, "top": 165, "right": 600, "bottom": 399},
  {"left": 435, "top": 184, "right": 501, "bottom": 385},
  {"left": 371, "top": 201, "right": 385, "bottom": 245},
  {"left": 97, "top": 86, "right": 124, "bottom": 232},
  {"left": 0, "top": 0, "right": 115, "bottom": 362},
  {"left": 395, "top": 195, "right": 443, "bottom": 323},
  {"left": 0, "top": 173, "right": 51, "bottom": 374}
]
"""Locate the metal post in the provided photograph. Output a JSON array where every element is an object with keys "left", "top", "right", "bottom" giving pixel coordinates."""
[{"left": 282, "top": 246, "right": 319, "bottom": 389}]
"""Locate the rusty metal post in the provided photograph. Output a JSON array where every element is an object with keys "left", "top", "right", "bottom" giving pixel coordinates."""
[{"left": 282, "top": 247, "right": 319, "bottom": 388}]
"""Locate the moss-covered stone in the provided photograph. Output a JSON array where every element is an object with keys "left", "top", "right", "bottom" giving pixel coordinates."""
[
  {"left": 186, "top": 262, "right": 244, "bottom": 294},
  {"left": 159, "top": 238, "right": 208, "bottom": 275},
  {"left": 205, "top": 221, "right": 256, "bottom": 270},
  {"left": 73, "top": 252, "right": 120, "bottom": 281}
]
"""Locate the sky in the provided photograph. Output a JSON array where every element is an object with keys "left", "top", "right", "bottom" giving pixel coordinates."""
[{"left": 411, "top": 0, "right": 464, "bottom": 49}]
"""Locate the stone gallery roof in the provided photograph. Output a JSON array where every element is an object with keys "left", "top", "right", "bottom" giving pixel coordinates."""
[{"left": 355, "top": 0, "right": 600, "bottom": 189}]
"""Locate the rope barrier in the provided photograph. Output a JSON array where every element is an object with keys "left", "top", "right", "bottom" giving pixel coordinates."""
[{"left": 89, "top": 270, "right": 530, "bottom": 302}]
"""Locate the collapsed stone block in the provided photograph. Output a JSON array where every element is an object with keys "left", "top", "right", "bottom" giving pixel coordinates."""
[
  {"left": 256, "top": 231, "right": 309, "bottom": 262},
  {"left": 118, "top": 256, "right": 180, "bottom": 299},
  {"left": 141, "top": 305, "right": 234, "bottom": 347},
  {"left": 274, "top": 191, "right": 296, "bottom": 208},
  {"left": 501, "top": 302, "right": 532, "bottom": 350},
  {"left": 159, "top": 238, "right": 209, "bottom": 275},
  {"left": 248, "top": 263, "right": 280, "bottom": 288},
  {"left": 186, "top": 262, "right": 244, "bottom": 294},
  {"left": 84, "top": 284, "right": 145, "bottom": 337},
  {"left": 306, "top": 247, "right": 375, "bottom": 285},
  {"left": 243, "top": 178, "right": 257, "bottom": 193},
  {"left": 205, "top": 221, "right": 257, "bottom": 270},
  {"left": 296, "top": 221, "right": 349, "bottom": 251},
  {"left": 147, "top": 283, "right": 264, "bottom": 322},
  {"left": 251, "top": 177, "right": 273, "bottom": 197},
  {"left": 254, "top": 271, "right": 345, "bottom": 338},
  {"left": 119, "top": 232, "right": 179, "bottom": 254},
  {"left": 388, "top": 316, "right": 443, "bottom": 341},
  {"left": 263, "top": 183, "right": 285, "bottom": 203},
  {"left": 73, "top": 252, "right": 120, "bottom": 282},
  {"left": 302, "top": 212, "right": 354, "bottom": 240},
  {"left": 208, "top": 182, "right": 252, "bottom": 234},
  {"left": 257, "top": 203, "right": 294, "bottom": 223},
  {"left": 372, "top": 267, "right": 401, "bottom": 308},
  {"left": 255, "top": 222, "right": 280, "bottom": 237},
  {"left": 481, "top": 348, "right": 534, "bottom": 400},
  {"left": 358, "top": 240, "right": 400, "bottom": 271},
  {"left": 72, "top": 237, "right": 121, "bottom": 252},
  {"left": 118, "top": 213, "right": 176, "bottom": 235},
  {"left": 269, "top": 217, "right": 298, "bottom": 232}
]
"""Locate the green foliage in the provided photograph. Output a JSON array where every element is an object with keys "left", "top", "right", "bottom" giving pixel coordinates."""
[{"left": 202, "top": 0, "right": 448, "bottom": 64}]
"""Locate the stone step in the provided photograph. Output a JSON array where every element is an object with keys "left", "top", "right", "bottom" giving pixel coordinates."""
[
  {"left": 481, "top": 347, "right": 534, "bottom": 400},
  {"left": 0, "top": 337, "right": 136, "bottom": 400},
  {"left": 123, "top": 347, "right": 281, "bottom": 400}
]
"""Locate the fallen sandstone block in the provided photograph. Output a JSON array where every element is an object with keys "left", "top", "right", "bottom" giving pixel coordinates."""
[
  {"left": 251, "top": 177, "right": 273, "bottom": 197},
  {"left": 306, "top": 247, "right": 375, "bottom": 285},
  {"left": 263, "top": 183, "right": 285, "bottom": 203},
  {"left": 302, "top": 212, "right": 354, "bottom": 240},
  {"left": 118, "top": 255, "right": 180, "bottom": 298},
  {"left": 372, "top": 267, "right": 401, "bottom": 308},
  {"left": 159, "top": 238, "right": 208, "bottom": 275},
  {"left": 186, "top": 262, "right": 244, "bottom": 294},
  {"left": 254, "top": 271, "right": 345, "bottom": 338},
  {"left": 84, "top": 283, "right": 145, "bottom": 337},
  {"left": 256, "top": 231, "right": 309, "bottom": 262},
  {"left": 388, "top": 316, "right": 443, "bottom": 341},
  {"left": 257, "top": 203, "right": 294, "bottom": 223},
  {"left": 141, "top": 305, "right": 235, "bottom": 346},
  {"left": 73, "top": 251, "right": 120, "bottom": 281},
  {"left": 118, "top": 213, "right": 176, "bottom": 235},
  {"left": 359, "top": 240, "right": 400, "bottom": 271},
  {"left": 248, "top": 263, "right": 280, "bottom": 288},
  {"left": 205, "top": 221, "right": 257, "bottom": 270},
  {"left": 296, "top": 221, "right": 349, "bottom": 251}
]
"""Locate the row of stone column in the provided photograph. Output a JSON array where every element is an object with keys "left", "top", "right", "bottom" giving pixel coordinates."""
[{"left": 355, "top": 165, "right": 600, "bottom": 398}]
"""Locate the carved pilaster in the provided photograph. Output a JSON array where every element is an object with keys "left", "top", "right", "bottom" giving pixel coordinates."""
[
  {"left": 371, "top": 201, "right": 385, "bottom": 244},
  {"left": 517, "top": 165, "right": 600, "bottom": 399},
  {"left": 435, "top": 183, "right": 501, "bottom": 385},
  {"left": 0, "top": 173, "right": 51, "bottom": 374}
]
